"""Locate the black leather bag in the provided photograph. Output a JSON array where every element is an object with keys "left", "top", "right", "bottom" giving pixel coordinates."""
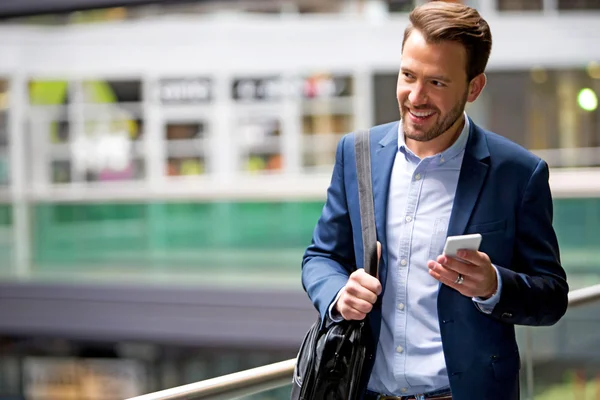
[{"left": 291, "top": 129, "right": 378, "bottom": 400}]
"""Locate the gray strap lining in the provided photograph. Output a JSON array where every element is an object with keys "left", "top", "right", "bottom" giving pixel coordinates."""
[{"left": 354, "top": 129, "right": 378, "bottom": 278}]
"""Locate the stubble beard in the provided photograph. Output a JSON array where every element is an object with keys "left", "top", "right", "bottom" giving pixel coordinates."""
[{"left": 401, "top": 92, "right": 468, "bottom": 143}]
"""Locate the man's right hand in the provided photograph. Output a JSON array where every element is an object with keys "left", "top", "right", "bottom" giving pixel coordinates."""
[{"left": 335, "top": 242, "right": 382, "bottom": 321}]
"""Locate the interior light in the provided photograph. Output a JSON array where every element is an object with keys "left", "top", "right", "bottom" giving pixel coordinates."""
[
  {"left": 587, "top": 61, "right": 600, "bottom": 80},
  {"left": 577, "top": 88, "right": 598, "bottom": 111}
]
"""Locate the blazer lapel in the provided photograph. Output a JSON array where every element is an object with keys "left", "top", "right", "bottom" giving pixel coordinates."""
[
  {"left": 447, "top": 119, "right": 491, "bottom": 237},
  {"left": 372, "top": 122, "right": 399, "bottom": 288}
]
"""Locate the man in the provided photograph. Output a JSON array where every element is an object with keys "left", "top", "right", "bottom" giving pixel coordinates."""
[{"left": 301, "top": 2, "right": 569, "bottom": 399}]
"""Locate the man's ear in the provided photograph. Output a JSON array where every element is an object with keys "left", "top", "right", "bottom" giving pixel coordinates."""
[{"left": 467, "top": 73, "right": 486, "bottom": 103}]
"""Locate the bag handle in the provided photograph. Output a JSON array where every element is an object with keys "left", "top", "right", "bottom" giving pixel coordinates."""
[{"left": 354, "top": 129, "right": 378, "bottom": 278}]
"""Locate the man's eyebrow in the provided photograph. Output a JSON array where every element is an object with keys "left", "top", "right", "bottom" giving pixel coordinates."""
[{"left": 401, "top": 67, "right": 452, "bottom": 83}]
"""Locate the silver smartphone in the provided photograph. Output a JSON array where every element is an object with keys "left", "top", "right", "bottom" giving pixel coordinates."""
[{"left": 443, "top": 233, "right": 482, "bottom": 258}]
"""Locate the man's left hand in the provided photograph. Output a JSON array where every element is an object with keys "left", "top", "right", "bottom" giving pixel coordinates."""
[{"left": 427, "top": 250, "right": 498, "bottom": 299}]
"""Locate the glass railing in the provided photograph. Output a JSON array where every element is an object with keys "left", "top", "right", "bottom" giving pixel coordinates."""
[
  {"left": 519, "top": 284, "right": 600, "bottom": 399},
  {"left": 127, "top": 283, "right": 600, "bottom": 400}
]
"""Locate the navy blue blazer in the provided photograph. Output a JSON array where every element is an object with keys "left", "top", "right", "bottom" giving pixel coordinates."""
[{"left": 301, "top": 118, "right": 569, "bottom": 400}]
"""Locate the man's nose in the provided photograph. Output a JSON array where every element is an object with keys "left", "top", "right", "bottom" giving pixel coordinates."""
[{"left": 408, "top": 84, "right": 428, "bottom": 106}]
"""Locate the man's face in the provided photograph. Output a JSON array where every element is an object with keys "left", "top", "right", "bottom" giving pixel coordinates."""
[{"left": 397, "top": 29, "right": 472, "bottom": 143}]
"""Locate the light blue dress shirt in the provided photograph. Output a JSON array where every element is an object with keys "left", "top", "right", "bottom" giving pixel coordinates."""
[
  {"left": 330, "top": 114, "right": 502, "bottom": 396},
  {"left": 369, "top": 114, "right": 502, "bottom": 396}
]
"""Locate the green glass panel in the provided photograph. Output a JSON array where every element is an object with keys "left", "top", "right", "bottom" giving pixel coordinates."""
[
  {"left": 553, "top": 198, "right": 600, "bottom": 274},
  {"left": 32, "top": 201, "right": 325, "bottom": 268},
  {"left": 0, "top": 205, "right": 10, "bottom": 226},
  {"left": 28, "top": 198, "right": 600, "bottom": 278}
]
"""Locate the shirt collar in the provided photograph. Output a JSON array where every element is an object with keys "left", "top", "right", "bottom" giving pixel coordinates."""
[{"left": 397, "top": 112, "right": 470, "bottom": 162}]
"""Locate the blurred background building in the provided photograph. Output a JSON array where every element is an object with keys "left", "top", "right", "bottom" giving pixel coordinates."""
[{"left": 0, "top": 0, "right": 599, "bottom": 399}]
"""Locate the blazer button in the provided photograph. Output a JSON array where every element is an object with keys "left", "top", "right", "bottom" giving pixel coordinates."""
[{"left": 501, "top": 312, "right": 513, "bottom": 319}]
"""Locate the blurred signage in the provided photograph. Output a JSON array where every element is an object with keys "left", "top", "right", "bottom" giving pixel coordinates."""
[
  {"left": 302, "top": 74, "right": 353, "bottom": 98},
  {"left": 72, "top": 131, "right": 132, "bottom": 174},
  {"left": 232, "top": 77, "right": 284, "bottom": 101},
  {"left": 23, "top": 357, "right": 147, "bottom": 400},
  {"left": 159, "top": 78, "right": 212, "bottom": 104},
  {"left": 232, "top": 75, "right": 353, "bottom": 101}
]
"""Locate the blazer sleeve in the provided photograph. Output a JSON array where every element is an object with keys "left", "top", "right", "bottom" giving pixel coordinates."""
[
  {"left": 301, "top": 134, "right": 356, "bottom": 324},
  {"left": 491, "top": 159, "right": 569, "bottom": 326}
]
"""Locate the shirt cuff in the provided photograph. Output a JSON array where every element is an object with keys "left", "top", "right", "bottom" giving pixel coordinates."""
[
  {"left": 472, "top": 264, "right": 502, "bottom": 314},
  {"left": 328, "top": 290, "right": 344, "bottom": 322}
]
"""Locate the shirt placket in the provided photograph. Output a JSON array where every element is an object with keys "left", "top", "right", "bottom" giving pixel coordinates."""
[{"left": 394, "top": 155, "right": 428, "bottom": 387}]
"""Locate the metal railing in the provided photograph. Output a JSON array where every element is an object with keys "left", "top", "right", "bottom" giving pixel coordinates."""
[{"left": 127, "top": 283, "right": 600, "bottom": 400}]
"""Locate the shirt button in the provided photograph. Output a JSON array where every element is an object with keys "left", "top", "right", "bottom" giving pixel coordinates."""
[
  {"left": 400, "top": 259, "right": 407, "bottom": 266},
  {"left": 414, "top": 173, "right": 421, "bottom": 181},
  {"left": 405, "top": 216, "right": 412, "bottom": 222},
  {"left": 397, "top": 303, "right": 405, "bottom": 310},
  {"left": 440, "top": 157, "right": 445, "bottom": 163},
  {"left": 401, "top": 388, "right": 408, "bottom": 393},
  {"left": 396, "top": 345, "right": 403, "bottom": 353}
]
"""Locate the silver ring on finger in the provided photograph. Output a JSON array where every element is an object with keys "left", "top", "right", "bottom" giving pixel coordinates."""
[{"left": 454, "top": 273, "right": 464, "bottom": 285}]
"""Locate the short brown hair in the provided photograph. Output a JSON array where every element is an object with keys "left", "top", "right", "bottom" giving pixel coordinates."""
[{"left": 402, "top": 1, "right": 492, "bottom": 82}]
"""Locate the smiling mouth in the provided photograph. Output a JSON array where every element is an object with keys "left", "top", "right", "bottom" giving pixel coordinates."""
[{"left": 407, "top": 109, "right": 435, "bottom": 122}]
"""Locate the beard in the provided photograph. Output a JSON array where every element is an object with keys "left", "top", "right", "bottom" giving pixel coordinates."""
[{"left": 400, "top": 91, "right": 468, "bottom": 143}]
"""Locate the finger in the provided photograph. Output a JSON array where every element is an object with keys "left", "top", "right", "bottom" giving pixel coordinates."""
[
  {"left": 338, "top": 296, "right": 369, "bottom": 320},
  {"left": 432, "top": 258, "right": 492, "bottom": 295},
  {"left": 351, "top": 269, "right": 382, "bottom": 296},
  {"left": 342, "top": 295, "right": 374, "bottom": 315},
  {"left": 427, "top": 265, "right": 451, "bottom": 285},
  {"left": 428, "top": 266, "right": 463, "bottom": 289},
  {"left": 436, "top": 254, "right": 479, "bottom": 276},
  {"left": 455, "top": 249, "right": 489, "bottom": 265},
  {"left": 340, "top": 307, "right": 367, "bottom": 321},
  {"left": 345, "top": 281, "right": 378, "bottom": 305},
  {"left": 428, "top": 265, "right": 477, "bottom": 296},
  {"left": 428, "top": 261, "right": 475, "bottom": 289},
  {"left": 428, "top": 260, "right": 458, "bottom": 284}
]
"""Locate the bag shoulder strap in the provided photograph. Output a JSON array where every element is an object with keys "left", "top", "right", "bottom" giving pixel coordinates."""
[{"left": 354, "top": 129, "right": 378, "bottom": 278}]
